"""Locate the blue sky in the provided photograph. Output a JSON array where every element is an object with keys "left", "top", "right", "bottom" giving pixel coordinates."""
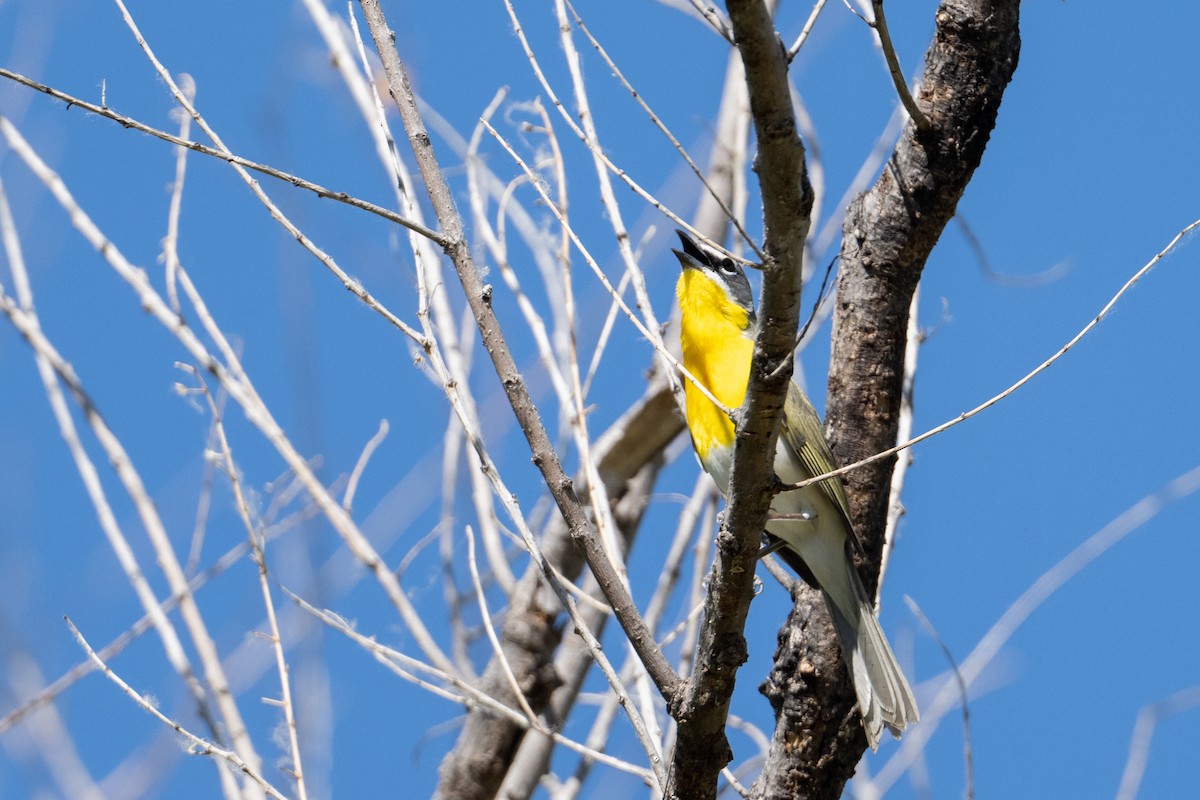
[{"left": 1, "top": 1, "right": 1198, "bottom": 798}]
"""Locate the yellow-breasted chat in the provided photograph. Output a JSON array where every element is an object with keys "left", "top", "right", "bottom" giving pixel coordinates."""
[{"left": 673, "top": 230, "right": 918, "bottom": 749}]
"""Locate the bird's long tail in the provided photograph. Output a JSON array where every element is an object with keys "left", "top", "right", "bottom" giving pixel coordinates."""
[{"left": 823, "top": 556, "right": 920, "bottom": 750}]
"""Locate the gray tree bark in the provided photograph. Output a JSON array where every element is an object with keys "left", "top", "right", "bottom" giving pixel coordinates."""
[{"left": 757, "top": 2, "right": 1021, "bottom": 797}]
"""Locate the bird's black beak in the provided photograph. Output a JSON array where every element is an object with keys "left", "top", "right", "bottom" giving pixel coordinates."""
[
  {"left": 673, "top": 229, "right": 708, "bottom": 271},
  {"left": 675, "top": 229, "right": 709, "bottom": 266}
]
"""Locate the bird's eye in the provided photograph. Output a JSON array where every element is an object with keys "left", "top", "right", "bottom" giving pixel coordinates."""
[{"left": 718, "top": 258, "right": 736, "bottom": 275}]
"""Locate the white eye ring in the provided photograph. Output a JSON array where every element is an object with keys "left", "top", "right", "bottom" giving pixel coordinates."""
[{"left": 718, "top": 258, "right": 737, "bottom": 275}]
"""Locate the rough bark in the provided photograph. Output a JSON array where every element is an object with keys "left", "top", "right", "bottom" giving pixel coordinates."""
[
  {"left": 756, "top": 2, "right": 1021, "bottom": 798},
  {"left": 667, "top": 0, "right": 813, "bottom": 797}
]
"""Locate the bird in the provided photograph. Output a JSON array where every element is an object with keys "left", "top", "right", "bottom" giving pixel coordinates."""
[{"left": 672, "top": 229, "right": 918, "bottom": 749}]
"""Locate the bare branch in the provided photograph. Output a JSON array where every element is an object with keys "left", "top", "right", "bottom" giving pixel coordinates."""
[
  {"left": 162, "top": 73, "right": 194, "bottom": 313},
  {"left": 758, "top": 0, "right": 1022, "bottom": 793},
  {"left": 874, "top": 464, "right": 1200, "bottom": 795},
  {"left": 464, "top": 524, "right": 541, "bottom": 724},
  {"left": 359, "top": 2, "right": 681, "bottom": 705},
  {"left": 668, "top": 0, "right": 813, "bottom": 794},
  {"left": 191, "top": 372, "right": 310, "bottom": 800},
  {"left": 293, "top": 592, "right": 656, "bottom": 786},
  {"left": 482, "top": 120, "right": 735, "bottom": 425},
  {"left": 870, "top": 1, "right": 931, "bottom": 131},
  {"left": 786, "top": 0, "right": 828, "bottom": 61},
  {"left": 1116, "top": 686, "right": 1200, "bottom": 800},
  {"left": 499, "top": 0, "right": 748, "bottom": 267},
  {"left": 564, "top": 0, "right": 761, "bottom": 260},
  {"left": 792, "top": 213, "right": 1200, "bottom": 495},
  {"left": 65, "top": 619, "right": 288, "bottom": 800},
  {"left": 439, "top": 373, "right": 682, "bottom": 799},
  {"left": 0, "top": 110, "right": 459, "bottom": 680},
  {"left": 0, "top": 169, "right": 262, "bottom": 793},
  {"left": 356, "top": 5, "right": 681, "bottom": 792},
  {"left": 683, "top": 0, "right": 735, "bottom": 43},
  {"left": 342, "top": 420, "right": 389, "bottom": 513},
  {"left": 904, "top": 597, "right": 973, "bottom": 800},
  {"left": 0, "top": 67, "right": 444, "bottom": 246}
]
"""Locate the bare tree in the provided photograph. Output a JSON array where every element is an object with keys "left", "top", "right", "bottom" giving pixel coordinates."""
[{"left": 3, "top": 1, "right": 1199, "bottom": 799}]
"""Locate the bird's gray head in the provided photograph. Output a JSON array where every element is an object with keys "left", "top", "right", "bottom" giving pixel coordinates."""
[{"left": 671, "top": 230, "right": 756, "bottom": 320}]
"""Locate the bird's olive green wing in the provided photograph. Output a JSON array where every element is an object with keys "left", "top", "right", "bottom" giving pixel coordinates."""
[{"left": 779, "top": 383, "right": 863, "bottom": 553}]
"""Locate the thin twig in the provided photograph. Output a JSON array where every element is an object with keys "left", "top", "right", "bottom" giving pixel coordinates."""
[
  {"left": 464, "top": 525, "right": 540, "bottom": 723},
  {"left": 877, "top": 287, "right": 920, "bottom": 596},
  {"left": 0, "top": 502, "right": 310, "bottom": 737},
  {"left": 873, "top": 464, "right": 1200, "bottom": 795},
  {"left": 787, "top": 0, "right": 829, "bottom": 61},
  {"left": 190, "top": 371, "right": 309, "bottom": 800},
  {"left": 498, "top": 0, "right": 749, "bottom": 267},
  {"left": 458, "top": 91, "right": 570, "bottom": 342},
  {"left": 905, "top": 597, "right": 972, "bottom": 800},
  {"left": 646, "top": 475, "right": 719, "bottom": 637},
  {"left": 1115, "top": 686, "right": 1200, "bottom": 800},
  {"left": 0, "top": 67, "right": 444, "bottom": 246},
  {"left": 954, "top": 214, "right": 1070, "bottom": 288},
  {"left": 548, "top": 0, "right": 649, "bottom": 598},
  {"left": 184, "top": 384, "right": 223, "bottom": 578},
  {"left": 343, "top": 420, "right": 389, "bottom": 513},
  {"left": 684, "top": 0, "right": 735, "bottom": 43},
  {"left": 329, "top": 1, "right": 515, "bottom": 601},
  {"left": 788, "top": 216, "right": 1200, "bottom": 492},
  {"left": 0, "top": 176, "right": 243, "bottom": 799},
  {"left": 0, "top": 191, "right": 261, "bottom": 793},
  {"left": 482, "top": 120, "right": 734, "bottom": 424},
  {"left": 469, "top": 106, "right": 597, "bottom": 487},
  {"left": 678, "top": 492, "right": 717, "bottom": 678},
  {"left": 162, "top": 73, "right": 195, "bottom": 313},
  {"left": 64, "top": 618, "right": 288, "bottom": 800},
  {"left": 555, "top": 654, "right": 653, "bottom": 800},
  {"left": 792, "top": 253, "right": 837, "bottom": 352},
  {"left": 292, "top": 594, "right": 656, "bottom": 784},
  {"left": 564, "top": 0, "right": 761, "bottom": 260},
  {"left": 869, "top": 1, "right": 931, "bottom": 131},
  {"left": 719, "top": 767, "right": 752, "bottom": 799},
  {"left": 582, "top": 267, "right": 633, "bottom": 399},
  {"left": 112, "top": 0, "right": 426, "bottom": 350},
  {"left": 547, "top": 0, "right": 676, "bottom": 391}
]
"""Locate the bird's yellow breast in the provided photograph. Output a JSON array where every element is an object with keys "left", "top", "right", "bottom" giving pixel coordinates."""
[{"left": 676, "top": 269, "right": 755, "bottom": 467}]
